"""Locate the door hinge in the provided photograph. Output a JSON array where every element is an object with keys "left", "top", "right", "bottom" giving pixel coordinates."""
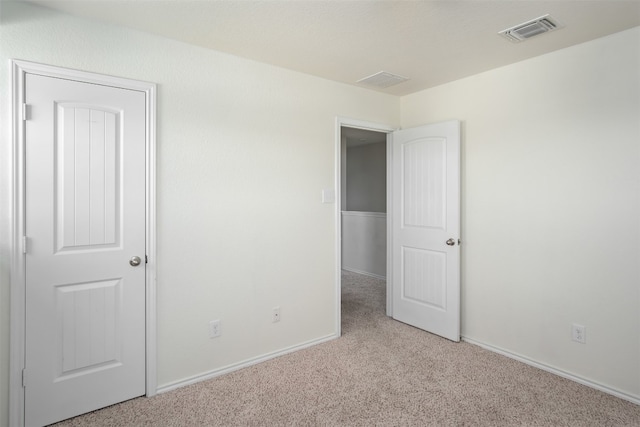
[
  {"left": 22, "top": 236, "right": 28, "bottom": 254},
  {"left": 22, "top": 369, "right": 27, "bottom": 388},
  {"left": 22, "top": 103, "right": 29, "bottom": 121},
  {"left": 145, "top": 255, "right": 148, "bottom": 264}
]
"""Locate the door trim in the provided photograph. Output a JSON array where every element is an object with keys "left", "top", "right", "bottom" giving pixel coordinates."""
[
  {"left": 9, "top": 60, "right": 157, "bottom": 426},
  {"left": 334, "top": 117, "right": 395, "bottom": 335}
]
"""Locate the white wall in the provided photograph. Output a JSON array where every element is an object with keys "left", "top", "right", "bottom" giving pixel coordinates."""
[
  {"left": 402, "top": 27, "right": 640, "bottom": 400},
  {"left": 341, "top": 212, "right": 386, "bottom": 278},
  {"left": 0, "top": 2, "right": 399, "bottom": 424}
]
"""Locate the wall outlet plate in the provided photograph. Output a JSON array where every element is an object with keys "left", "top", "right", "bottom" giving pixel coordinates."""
[
  {"left": 272, "top": 307, "right": 281, "bottom": 323},
  {"left": 571, "top": 323, "right": 586, "bottom": 344},
  {"left": 209, "top": 320, "right": 221, "bottom": 338}
]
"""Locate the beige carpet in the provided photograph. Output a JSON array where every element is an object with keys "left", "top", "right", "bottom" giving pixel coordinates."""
[{"left": 54, "top": 271, "right": 640, "bottom": 426}]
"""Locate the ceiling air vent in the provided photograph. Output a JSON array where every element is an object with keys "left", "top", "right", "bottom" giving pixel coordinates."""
[
  {"left": 357, "top": 71, "right": 409, "bottom": 88},
  {"left": 499, "top": 15, "right": 563, "bottom": 43}
]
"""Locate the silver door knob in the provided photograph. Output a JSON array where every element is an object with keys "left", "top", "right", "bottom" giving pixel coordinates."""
[
  {"left": 446, "top": 238, "right": 456, "bottom": 246},
  {"left": 129, "top": 256, "right": 142, "bottom": 267}
]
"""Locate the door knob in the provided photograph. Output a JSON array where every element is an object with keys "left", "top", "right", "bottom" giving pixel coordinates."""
[
  {"left": 129, "top": 256, "right": 142, "bottom": 267},
  {"left": 446, "top": 238, "right": 456, "bottom": 246}
]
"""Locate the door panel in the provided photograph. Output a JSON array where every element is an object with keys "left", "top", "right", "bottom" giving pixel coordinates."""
[
  {"left": 402, "top": 247, "right": 446, "bottom": 309},
  {"left": 57, "top": 279, "right": 121, "bottom": 375},
  {"left": 25, "top": 73, "right": 146, "bottom": 427},
  {"left": 402, "top": 137, "right": 446, "bottom": 229},
  {"left": 57, "top": 104, "right": 120, "bottom": 249},
  {"left": 392, "top": 121, "right": 460, "bottom": 342}
]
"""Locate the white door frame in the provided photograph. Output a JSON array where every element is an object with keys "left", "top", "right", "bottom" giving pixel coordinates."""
[
  {"left": 9, "top": 60, "right": 157, "bottom": 426},
  {"left": 334, "top": 117, "right": 395, "bottom": 335}
]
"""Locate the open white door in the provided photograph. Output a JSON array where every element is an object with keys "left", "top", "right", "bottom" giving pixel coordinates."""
[
  {"left": 24, "top": 73, "right": 147, "bottom": 426},
  {"left": 391, "top": 120, "right": 460, "bottom": 342}
]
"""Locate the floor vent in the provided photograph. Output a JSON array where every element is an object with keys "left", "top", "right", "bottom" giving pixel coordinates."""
[
  {"left": 357, "top": 71, "right": 409, "bottom": 88},
  {"left": 499, "top": 15, "right": 563, "bottom": 42}
]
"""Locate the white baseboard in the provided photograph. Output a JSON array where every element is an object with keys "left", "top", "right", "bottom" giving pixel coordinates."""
[
  {"left": 157, "top": 332, "right": 638, "bottom": 406},
  {"left": 342, "top": 267, "right": 386, "bottom": 281},
  {"left": 461, "top": 336, "right": 640, "bottom": 406},
  {"left": 156, "top": 333, "right": 338, "bottom": 394}
]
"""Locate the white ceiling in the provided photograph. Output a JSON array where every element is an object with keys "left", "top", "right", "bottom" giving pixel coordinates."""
[{"left": 25, "top": 0, "right": 640, "bottom": 96}]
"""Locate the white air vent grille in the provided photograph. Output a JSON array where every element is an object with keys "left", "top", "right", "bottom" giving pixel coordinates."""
[
  {"left": 357, "top": 71, "right": 409, "bottom": 88},
  {"left": 499, "top": 15, "right": 562, "bottom": 42}
]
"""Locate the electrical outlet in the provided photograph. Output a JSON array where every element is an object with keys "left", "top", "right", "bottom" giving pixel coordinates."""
[
  {"left": 209, "top": 320, "right": 221, "bottom": 338},
  {"left": 272, "top": 307, "right": 281, "bottom": 323},
  {"left": 571, "top": 323, "right": 586, "bottom": 344}
]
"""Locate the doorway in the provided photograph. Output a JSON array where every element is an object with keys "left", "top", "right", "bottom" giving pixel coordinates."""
[
  {"left": 335, "top": 117, "right": 461, "bottom": 342},
  {"left": 336, "top": 118, "right": 394, "bottom": 334}
]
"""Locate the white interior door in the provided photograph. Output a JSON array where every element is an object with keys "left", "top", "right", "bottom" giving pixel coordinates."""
[
  {"left": 391, "top": 120, "right": 460, "bottom": 342},
  {"left": 24, "top": 73, "right": 147, "bottom": 426}
]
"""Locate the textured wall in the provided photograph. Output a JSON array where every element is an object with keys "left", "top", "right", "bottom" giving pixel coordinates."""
[
  {"left": 0, "top": 2, "right": 399, "bottom": 424},
  {"left": 402, "top": 27, "right": 640, "bottom": 400}
]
